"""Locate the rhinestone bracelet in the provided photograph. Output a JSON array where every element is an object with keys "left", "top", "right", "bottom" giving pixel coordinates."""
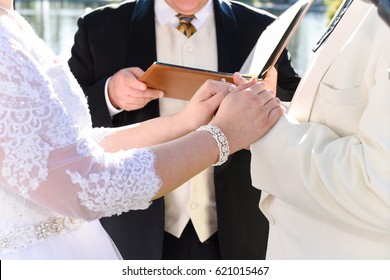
[{"left": 197, "top": 125, "right": 230, "bottom": 166}]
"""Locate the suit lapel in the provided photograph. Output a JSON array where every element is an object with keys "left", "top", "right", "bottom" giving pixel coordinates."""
[
  {"left": 214, "top": 0, "right": 242, "bottom": 72},
  {"left": 213, "top": 1, "right": 241, "bottom": 174},
  {"left": 127, "top": 0, "right": 157, "bottom": 70},
  {"left": 124, "top": 0, "right": 160, "bottom": 120},
  {"left": 288, "top": 0, "right": 371, "bottom": 122},
  {"left": 312, "top": 0, "right": 354, "bottom": 52}
]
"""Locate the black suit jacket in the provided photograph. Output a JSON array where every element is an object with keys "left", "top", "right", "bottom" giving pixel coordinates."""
[{"left": 69, "top": 0, "right": 300, "bottom": 259}]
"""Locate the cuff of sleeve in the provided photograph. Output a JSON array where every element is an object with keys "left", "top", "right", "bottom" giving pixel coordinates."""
[
  {"left": 105, "top": 77, "right": 123, "bottom": 117},
  {"left": 250, "top": 115, "right": 290, "bottom": 154},
  {"left": 250, "top": 115, "right": 295, "bottom": 190}
]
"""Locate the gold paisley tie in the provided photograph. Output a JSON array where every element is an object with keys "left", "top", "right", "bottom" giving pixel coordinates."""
[{"left": 177, "top": 14, "right": 196, "bottom": 38}]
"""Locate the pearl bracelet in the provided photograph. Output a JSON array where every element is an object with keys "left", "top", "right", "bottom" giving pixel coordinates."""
[{"left": 197, "top": 125, "right": 230, "bottom": 166}]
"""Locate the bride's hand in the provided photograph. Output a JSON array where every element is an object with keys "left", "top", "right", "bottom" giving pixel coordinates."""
[
  {"left": 178, "top": 76, "right": 260, "bottom": 130},
  {"left": 177, "top": 79, "right": 234, "bottom": 130}
]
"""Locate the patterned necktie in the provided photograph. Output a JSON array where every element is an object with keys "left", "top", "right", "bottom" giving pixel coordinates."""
[
  {"left": 177, "top": 14, "right": 196, "bottom": 38},
  {"left": 312, "top": 0, "right": 354, "bottom": 52}
]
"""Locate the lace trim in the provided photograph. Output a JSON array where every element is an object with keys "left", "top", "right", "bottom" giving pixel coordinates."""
[
  {"left": 0, "top": 216, "right": 83, "bottom": 254},
  {"left": 67, "top": 148, "right": 162, "bottom": 216}
]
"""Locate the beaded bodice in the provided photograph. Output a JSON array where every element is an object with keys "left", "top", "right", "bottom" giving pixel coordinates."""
[{"left": 0, "top": 10, "right": 162, "bottom": 253}]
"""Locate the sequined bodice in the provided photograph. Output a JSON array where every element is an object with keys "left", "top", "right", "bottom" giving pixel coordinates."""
[{"left": 0, "top": 10, "right": 162, "bottom": 253}]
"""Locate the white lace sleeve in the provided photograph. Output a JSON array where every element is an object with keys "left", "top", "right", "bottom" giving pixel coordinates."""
[{"left": 0, "top": 29, "right": 162, "bottom": 221}]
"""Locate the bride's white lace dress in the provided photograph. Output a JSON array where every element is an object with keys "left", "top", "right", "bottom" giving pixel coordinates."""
[{"left": 0, "top": 10, "right": 162, "bottom": 259}]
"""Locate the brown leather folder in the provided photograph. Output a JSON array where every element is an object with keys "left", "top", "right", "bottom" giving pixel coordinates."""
[{"left": 139, "top": 62, "right": 236, "bottom": 100}]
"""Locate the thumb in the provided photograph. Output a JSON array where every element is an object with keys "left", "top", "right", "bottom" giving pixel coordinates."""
[
  {"left": 233, "top": 72, "right": 247, "bottom": 86},
  {"left": 125, "top": 68, "right": 147, "bottom": 90},
  {"left": 127, "top": 67, "right": 145, "bottom": 78}
]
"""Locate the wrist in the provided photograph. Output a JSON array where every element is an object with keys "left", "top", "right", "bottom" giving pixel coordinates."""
[
  {"left": 209, "top": 121, "right": 241, "bottom": 154},
  {"left": 106, "top": 77, "right": 121, "bottom": 109},
  {"left": 105, "top": 78, "right": 123, "bottom": 117},
  {"left": 176, "top": 110, "right": 198, "bottom": 132}
]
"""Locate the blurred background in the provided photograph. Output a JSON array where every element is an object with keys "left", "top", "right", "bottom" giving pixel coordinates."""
[{"left": 15, "top": 0, "right": 342, "bottom": 76}]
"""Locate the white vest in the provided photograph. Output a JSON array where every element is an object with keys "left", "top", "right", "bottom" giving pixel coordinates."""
[{"left": 155, "top": 13, "right": 218, "bottom": 242}]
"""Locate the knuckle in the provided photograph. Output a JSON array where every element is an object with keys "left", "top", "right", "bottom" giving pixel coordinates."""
[{"left": 205, "top": 79, "right": 213, "bottom": 86}]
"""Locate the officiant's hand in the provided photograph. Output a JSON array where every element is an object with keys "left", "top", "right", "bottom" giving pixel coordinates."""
[
  {"left": 262, "top": 67, "right": 278, "bottom": 94},
  {"left": 107, "top": 67, "right": 163, "bottom": 111}
]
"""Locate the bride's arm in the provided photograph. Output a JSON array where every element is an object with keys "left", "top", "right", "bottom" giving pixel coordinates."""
[
  {"left": 98, "top": 78, "right": 234, "bottom": 151},
  {"left": 97, "top": 74, "right": 282, "bottom": 200}
]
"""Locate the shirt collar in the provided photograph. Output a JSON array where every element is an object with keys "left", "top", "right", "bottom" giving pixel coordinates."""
[{"left": 155, "top": 0, "right": 213, "bottom": 29}]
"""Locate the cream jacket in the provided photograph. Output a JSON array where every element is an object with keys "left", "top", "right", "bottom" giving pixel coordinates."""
[{"left": 250, "top": 0, "right": 390, "bottom": 259}]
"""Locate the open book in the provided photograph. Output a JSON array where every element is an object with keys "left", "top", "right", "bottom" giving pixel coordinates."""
[{"left": 140, "top": 0, "right": 313, "bottom": 100}]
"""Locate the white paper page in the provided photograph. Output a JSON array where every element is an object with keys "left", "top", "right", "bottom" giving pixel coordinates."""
[{"left": 240, "top": 0, "right": 312, "bottom": 76}]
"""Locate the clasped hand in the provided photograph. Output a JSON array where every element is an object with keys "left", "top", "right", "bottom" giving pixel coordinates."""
[{"left": 182, "top": 68, "right": 284, "bottom": 153}]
